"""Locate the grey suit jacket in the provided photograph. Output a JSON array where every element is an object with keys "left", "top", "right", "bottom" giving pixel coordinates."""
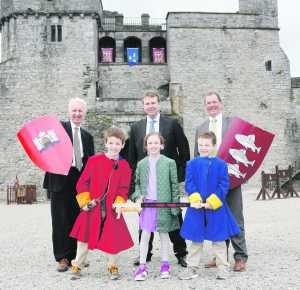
[
  {"left": 194, "top": 115, "right": 243, "bottom": 194},
  {"left": 194, "top": 116, "right": 231, "bottom": 157}
]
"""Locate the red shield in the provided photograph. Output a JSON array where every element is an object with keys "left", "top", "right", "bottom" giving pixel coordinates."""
[
  {"left": 218, "top": 117, "right": 275, "bottom": 189},
  {"left": 17, "top": 115, "right": 73, "bottom": 175}
]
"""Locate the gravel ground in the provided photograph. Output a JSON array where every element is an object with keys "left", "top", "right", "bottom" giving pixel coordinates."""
[{"left": 1, "top": 187, "right": 300, "bottom": 290}]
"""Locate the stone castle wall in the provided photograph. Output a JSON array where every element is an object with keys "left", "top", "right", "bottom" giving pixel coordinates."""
[
  {"left": 167, "top": 12, "right": 296, "bottom": 185},
  {"left": 292, "top": 78, "right": 300, "bottom": 166},
  {"left": 98, "top": 64, "right": 169, "bottom": 106},
  {"left": 239, "top": 0, "right": 278, "bottom": 17},
  {"left": 0, "top": 14, "right": 98, "bottom": 196},
  {"left": 0, "top": 0, "right": 102, "bottom": 18}
]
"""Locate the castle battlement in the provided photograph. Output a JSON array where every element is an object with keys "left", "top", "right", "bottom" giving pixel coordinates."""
[
  {"left": 0, "top": 0, "right": 103, "bottom": 20},
  {"left": 166, "top": 12, "right": 278, "bottom": 30}
]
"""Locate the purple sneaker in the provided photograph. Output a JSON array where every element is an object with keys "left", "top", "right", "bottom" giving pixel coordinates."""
[
  {"left": 160, "top": 262, "right": 170, "bottom": 279},
  {"left": 134, "top": 264, "right": 148, "bottom": 281}
]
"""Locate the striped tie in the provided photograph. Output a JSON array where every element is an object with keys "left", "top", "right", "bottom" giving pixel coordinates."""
[{"left": 149, "top": 119, "right": 156, "bottom": 133}]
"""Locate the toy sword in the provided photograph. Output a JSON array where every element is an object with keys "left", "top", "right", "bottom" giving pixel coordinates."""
[
  {"left": 113, "top": 202, "right": 192, "bottom": 213},
  {"left": 141, "top": 202, "right": 190, "bottom": 208}
]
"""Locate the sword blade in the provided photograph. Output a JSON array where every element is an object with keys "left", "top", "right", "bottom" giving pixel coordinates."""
[{"left": 141, "top": 202, "right": 190, "bottom": 208}]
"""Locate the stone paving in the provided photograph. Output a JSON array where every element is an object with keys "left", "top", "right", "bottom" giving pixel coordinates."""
[{"left": 1, "top": 187, "right": 300, "bottom": 290}]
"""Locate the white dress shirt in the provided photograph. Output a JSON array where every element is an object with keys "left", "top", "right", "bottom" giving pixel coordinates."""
[
  {"left": 209, "top": 113, "right": 223, "bottom": 150},
  {"left": 146, "top": 113, "right": 160, "bottom": 134}
]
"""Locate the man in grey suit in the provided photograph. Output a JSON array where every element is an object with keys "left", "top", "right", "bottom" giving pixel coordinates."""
[{"left": 194, "top": 91, "right": 248, "bottom": 272}]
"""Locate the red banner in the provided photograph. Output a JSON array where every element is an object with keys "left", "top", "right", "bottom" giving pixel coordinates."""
[
  {"left": 218, "top": 117, "right": 275, "bottom": 189},
  {"left": 17, "top": 115, "right": 73, "bottom": 175}
]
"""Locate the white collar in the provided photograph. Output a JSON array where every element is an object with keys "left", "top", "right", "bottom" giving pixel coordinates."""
[
  {"left": 209, "top": 113, "right": 222, "bottom": 122},
  {"left": 70, "top": 121, "right": 81, "bottom": 130},
  {"left": 147, "top": 113, "right": 160, "bottom": 123}
]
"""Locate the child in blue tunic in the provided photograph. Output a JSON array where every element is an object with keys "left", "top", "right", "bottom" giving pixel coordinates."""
[{"left": 179, "top": 132, "right": 240, "bottom": 280}]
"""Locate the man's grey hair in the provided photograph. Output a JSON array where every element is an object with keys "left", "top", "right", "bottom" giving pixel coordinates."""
[{"left": 68, "top": 98, "right": 87, "bottom": 112}]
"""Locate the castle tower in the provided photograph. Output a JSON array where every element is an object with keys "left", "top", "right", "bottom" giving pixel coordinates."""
[
  {"left": 0, "top": 0, "right": 103, "bottom": 187},
  {"left": 239, "top": 0, "right": 278, "bottom": 18},
  {"left": 167, "top": 0, "right": 295, "bottom": 185}
]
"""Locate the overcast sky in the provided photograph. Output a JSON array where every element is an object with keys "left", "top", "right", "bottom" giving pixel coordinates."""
[
  {"left": 0, "top": 1, "right": 299, "bottom": 76},
  {"left": 101, "top": 0, "right": 300, "bottom": 77}
]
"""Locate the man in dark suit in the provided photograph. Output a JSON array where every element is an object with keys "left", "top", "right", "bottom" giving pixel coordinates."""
[
  {"left": 43, "top": 98, "right": 94, "bottom": 272},
  {"left": 127, "top": 91, "right": 190, "bottom": 267},
  {"left": 194, "top": 91, "right": 248, "bottom": 272}
]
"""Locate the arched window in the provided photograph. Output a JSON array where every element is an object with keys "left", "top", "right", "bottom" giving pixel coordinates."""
[
  {"left": 99, "top": 36, "right": 116, "bottom": 63},
  {"left": 149, "top": 37, "right": 166, "bottom": 64},
  {"left": 124, "top": 36, "right": 142, "bottom": 63}
]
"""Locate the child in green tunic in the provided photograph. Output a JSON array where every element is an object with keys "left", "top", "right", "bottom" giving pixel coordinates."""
[{"left": 131, "top": 132, "right": 180, "bottom": 281}]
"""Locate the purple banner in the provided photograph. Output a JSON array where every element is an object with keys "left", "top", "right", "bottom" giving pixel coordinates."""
[
  {"left": 101, "top": 48, "right": 113, "bottom": 63},
  {"left": 152, "top": 48, "right": 165, "bottom": 64}
]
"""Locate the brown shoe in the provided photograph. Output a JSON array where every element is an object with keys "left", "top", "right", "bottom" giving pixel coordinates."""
[
  {"left": 233, "top": 260, "right": 246, "bottom": 272},
  {"left": 57, "top": 258, "right": 69, "bottom": 272},
  {"left": 204, "top": 259, "right": 217, "bottom": 268}
]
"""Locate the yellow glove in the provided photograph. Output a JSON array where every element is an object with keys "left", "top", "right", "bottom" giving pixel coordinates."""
[{"left": 76, "top": 192, "right": 91, "bottom": 208}]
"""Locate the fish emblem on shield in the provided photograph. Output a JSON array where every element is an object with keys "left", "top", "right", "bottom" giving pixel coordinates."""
[
  {"left": 229, "top": 149, "right": 255, "bottom": 167},
  {"left": 228, "top": 163, "right": 246, "bottom": 179},
  {"left": 218, "top": 117, "right": 275, "bottom": 189},
  {"left": 235, "top": 134, "right": 261, "bottom": 153}
]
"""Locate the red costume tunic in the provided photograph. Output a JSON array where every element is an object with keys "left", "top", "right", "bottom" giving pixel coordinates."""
[{"left": 70, "top": 154, "right": 134, "bottom": 254}]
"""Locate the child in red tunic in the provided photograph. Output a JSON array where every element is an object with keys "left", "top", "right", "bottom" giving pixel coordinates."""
[{"left": 70, "top": 127, "right": 133, "bottom": 280}]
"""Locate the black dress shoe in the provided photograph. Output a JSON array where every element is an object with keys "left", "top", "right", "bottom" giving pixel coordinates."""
[
  {"left": 133, "top": 256, "right": 152, "bottom": 266},
  {"left": 177, "top": 256, "right": 187, "bottom": 268}
]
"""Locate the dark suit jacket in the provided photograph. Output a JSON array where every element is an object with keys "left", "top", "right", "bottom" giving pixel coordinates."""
[
  {"left": 43, "top": 121, "right": 95, "bottom": 192},
  {"left": 127, "top": 115, "right": 190, "bottom": 182}
]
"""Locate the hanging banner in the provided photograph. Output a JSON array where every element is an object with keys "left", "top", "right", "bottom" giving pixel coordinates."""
[
  {"left": 127, "top": 47, "right": 139, "bottom": 65},
  {"left": 152, "top": 48, "right": 165, "bottom": 64},
  {"left": 101, "top": 48, "right": 113, "bottom": 63},
  {"left": 17, "top": 115, "right": 73, "bottom": 175}
]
